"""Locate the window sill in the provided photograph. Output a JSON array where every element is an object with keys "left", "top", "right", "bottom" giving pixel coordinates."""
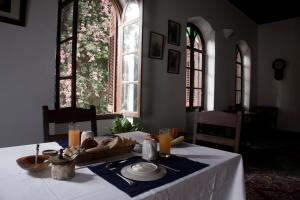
[{"left": 96, "top": 113, "right": 122, "bottom": 120}]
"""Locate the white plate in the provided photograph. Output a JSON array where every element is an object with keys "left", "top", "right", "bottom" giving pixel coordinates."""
[
  {"left": 130, "top": 162, "right": 158, "bottom": 175},
  {"left": 121, "top": 162, "right": 167, "bottom": 181}
]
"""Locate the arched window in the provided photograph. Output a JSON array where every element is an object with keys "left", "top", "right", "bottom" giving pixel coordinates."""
[
  {"left": 186, "top": 23, "right": 205, "bottom": 111},
  {"left": 56, "top": 0, "right": 142, "bottom": 117},
  {"left": 235, "top": 47, "right": 243, "bottom": 106},
  {"left": 120, "top": 0, "right": 142, "bottom": 117}
]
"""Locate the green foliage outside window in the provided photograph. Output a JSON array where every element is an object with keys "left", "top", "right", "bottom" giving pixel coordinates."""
[{"left": 60, "top": 0, "right": 112, "bottom": 114}]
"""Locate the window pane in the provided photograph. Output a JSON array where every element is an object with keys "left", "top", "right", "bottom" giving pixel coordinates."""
[
  {"left": 199, "top": 71, "right": 202, "bottom": 88},
  {"left": 193, "top": 89, "right": 200, "bottom": 107},
  {"left": 60, "top": 41, "right": 72, "bottom": 77},
  {"left": 186, "top": 32, "right": 190, "bottom": 46},
  {"left": 199, "top": 53, "right": 202, "bottom": 70},
  {"left": 236, "top": 64, "right": 241, "bottom": 77},
  {"left": 195, "top": 34, "right": 202, "bottom": 50},
  {"left": 236, "top": 78, "right": 241, "bottom": 90},
  {"left": 186, "top": 68, "right": 190, "bottom": 87},
  {"left": 123, "top": 23, "right": 139, "bottom": 53},
  {"left": 194, "top": 70, "right": 199, "bottom": 88},
  {"left": 75, "top": 0, "right": 112, "bottom": 113},
  {"left": 186, "top": 88, "right": 190, "bottom": 107},
  {"left": 199, "top": 89, "right": 202, "bottom": 107},
  {"left": 124, "top": 1, "right": 139, "bottom": 23},
  {"left": 122, "top": 83, "right": 137, "bottom": 112},
  {"left": 186, "top": 49, "right": 190, "bottom": 68},
  {"left": 194, "top": 52, "right": 199, "bottom": 70},
  {"left": 194, "top": 52, "right": 202, "bottom": 70},
  {"left": 60, "top": 79, "right": 72, "bottom": 108},
  {"left": 61, "top": 2, "right": 73, "bottom": 41},
  {"left": 123, "top": 54, "right": 138, "bottom": 81},
  {"left": 237, "top": 51, "right": 241, "bottom": 63},
  {"left": 236, "top": 91, "right": 241, "bottom": 104}
]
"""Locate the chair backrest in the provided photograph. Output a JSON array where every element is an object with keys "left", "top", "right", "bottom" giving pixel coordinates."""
[
  {"left": 43, "top": 105, "right": 97, "bottom": 142},
  {"left": 193, "top": 111, "right": 242, "bottom": 152}
]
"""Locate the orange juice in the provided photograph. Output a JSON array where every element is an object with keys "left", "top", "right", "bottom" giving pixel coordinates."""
[
  {"left": 159, "top": 132, "right": 172, "bottom": 157},
  {"left": 68, "top": 129, "right": 80, "bottom": 147}
]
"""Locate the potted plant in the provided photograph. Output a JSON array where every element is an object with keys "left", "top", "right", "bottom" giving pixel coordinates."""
[{"left": 110, "top": 117, "right": 143, "bottom": 134}]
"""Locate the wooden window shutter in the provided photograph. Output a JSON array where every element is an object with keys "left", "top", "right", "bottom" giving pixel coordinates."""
[{"left": 107, "top": 9, "right": 117, "bottom": 113}]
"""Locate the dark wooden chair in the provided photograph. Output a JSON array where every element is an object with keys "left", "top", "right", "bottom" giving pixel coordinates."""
[
  {"left": 193, "top": 111, "right": 242, "bottom": 152},
  {"left": 42, "top": 106, "right": 97, "bottom": 142}
]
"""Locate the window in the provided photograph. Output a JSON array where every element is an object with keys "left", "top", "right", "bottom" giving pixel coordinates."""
[
  {"left": 235, "top": 47, "right": 243, "bottom": 106},
  {"left": 56, "top": 0, "right": 142, "bottom": 117},
  {"left": 186, "top": 23, "right": 205, "bottom": 111},
  {"left": 119, "top": 0, "right": 142, "bottom": 117}
]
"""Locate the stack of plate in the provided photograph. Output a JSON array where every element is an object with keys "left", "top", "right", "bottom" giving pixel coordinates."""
[{"left": 121, "top": 162, "right": 166, "bottom": 181}]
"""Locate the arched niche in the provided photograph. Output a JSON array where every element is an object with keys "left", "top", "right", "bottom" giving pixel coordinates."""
[{"left": 237, "top": 40, "right": 251, "bottom": 110}]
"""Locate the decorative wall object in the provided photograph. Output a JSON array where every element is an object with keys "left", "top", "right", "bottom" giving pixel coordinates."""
[
  {"left": 0, "top": 0, "right": 26, "bottom": 26},
  {"left": 168, "top": 20, "right": 180, "bottom": 46},
  {"left": 272, "top": 58, "right": 286, "bottom": 81},
  {"left": 167, "top": 49, "right": 180, "bottom": 74},
  {"left": 222, "top": 28, "right": 234, "bottom": 39},
  {"left": 148, "top": 32, "right": 164, "bottom": 59}
]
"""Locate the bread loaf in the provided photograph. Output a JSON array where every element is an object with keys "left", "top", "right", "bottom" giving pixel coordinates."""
[{"left": 81, "top": 138, "right": 98, "bottom": 150}]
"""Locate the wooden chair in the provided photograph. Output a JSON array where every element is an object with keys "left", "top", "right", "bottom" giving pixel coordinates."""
[
  {"left": 42, "top": 106, "right": 97, "bottom": 142},
  {"left": 193, "top": 111, "right": 242, "bottom": 152}
]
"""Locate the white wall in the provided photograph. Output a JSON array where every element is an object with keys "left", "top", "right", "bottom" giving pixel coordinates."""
[
  {"left": 0, "top": 0, "right": 57, "bottom": 147},
  {"left": 139, "top": 0, "right": 257, "bottom": 134},
  {"left": 257, "top": 17, "right": 300, "bottom": 132},
  {"left": 0, "top": 0, "right": 258, "bottom": 147}
]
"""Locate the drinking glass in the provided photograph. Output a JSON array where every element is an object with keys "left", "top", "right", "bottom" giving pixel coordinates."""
[
  {"left": 68, "top": 123, "right": 80, "bottom": 148},
  {"left": 159, "top": 128, "right": 172, "bottom": 157}
]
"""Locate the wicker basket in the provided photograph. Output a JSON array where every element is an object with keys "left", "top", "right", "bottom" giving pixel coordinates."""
[{"left": 75, "top": 145, "right": 135, "bottom": 165}]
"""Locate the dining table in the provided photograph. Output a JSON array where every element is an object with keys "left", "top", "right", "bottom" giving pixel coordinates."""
[{"left": 0, "top": 131, "right": 245, "bottom": 200}]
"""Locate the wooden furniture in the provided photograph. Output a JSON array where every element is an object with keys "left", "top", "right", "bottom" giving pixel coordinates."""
[
  {"left": 193, "top": 111, "right": 242, "bottom": 152},
  {"left": 42, "top": 106, "right": 97, "bottom": 142},
  {"left": 251, "top": 106, "right": 278, "bottom": 130}
]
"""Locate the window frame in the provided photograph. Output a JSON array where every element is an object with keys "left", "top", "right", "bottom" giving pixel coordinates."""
[
  {"left": 235, "top": 46, "right": 243, "bottom": 106},
  {"left": 117, "top": 0, "right": 143, "bottom": 118},
  {"left": 55, "top": 0, "right": 78, "bottom": 109},
  {"left": 186, "top": 23, "right": 205, "bottom": 112},
  {"left": 55, "top": 0, "right": 124, "bottom": 119}
]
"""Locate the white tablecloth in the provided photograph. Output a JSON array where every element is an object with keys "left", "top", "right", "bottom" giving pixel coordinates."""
[{"left": 0, "top": 132, "right": 245, "bottom": 200}]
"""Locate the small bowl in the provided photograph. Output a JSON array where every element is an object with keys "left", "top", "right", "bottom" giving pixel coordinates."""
[
  {"left": 42, "top": 149, "right": 58, "bottom": 156},
  {"left": 16, "top": 155, "right": 50, "bottom": 172}
]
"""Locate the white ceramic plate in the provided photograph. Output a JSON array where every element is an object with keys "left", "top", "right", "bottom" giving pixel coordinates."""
[
  {"left": 129, "top": 162, "right": 158, "bottom": 175},
  {"left": 121, "top": 162, "right": 167, "bottom": 181}
]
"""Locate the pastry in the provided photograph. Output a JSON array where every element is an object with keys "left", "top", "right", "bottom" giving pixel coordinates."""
[{"left": 81, "top": 138, "right": 98, "bottom": 150}]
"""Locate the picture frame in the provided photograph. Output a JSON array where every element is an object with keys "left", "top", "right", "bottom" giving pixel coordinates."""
[
  {"left": 168, "top": 20, "right": 180, "bottom": 46},
  {"left": 167, "top": 49, "right": 181, "bottom": 74},
  {"left": 0, "top": 0, "right": 27, "bottom": 26},
  {"left": 148, "top": 32, "right": 165, "bottom": 59}
]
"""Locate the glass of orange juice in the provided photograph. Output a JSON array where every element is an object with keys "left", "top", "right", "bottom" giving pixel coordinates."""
[
  {"left": 68, "top": 123, "right": 80, "bottom": 148},
  {"left": 159, "top": 129, "right": 172, "bottom": 157}
]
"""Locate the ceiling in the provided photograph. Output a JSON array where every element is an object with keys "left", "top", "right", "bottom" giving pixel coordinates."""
[{"left": 228, "top": 0, "right": 300, "bottom": 24}]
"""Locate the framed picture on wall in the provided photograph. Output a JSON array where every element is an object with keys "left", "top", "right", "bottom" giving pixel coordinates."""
[
  {"left": 148, "top": 32, "right": 165, "bottom": 59},
  {"left": 167, "top": 49, "right": 181, "bottom": 74},
  {"left": 0, "top": 0, "right": 27, "bottom": 26},
  {"left": 168, "top": 20, "right": 180, "bottom": 46}
]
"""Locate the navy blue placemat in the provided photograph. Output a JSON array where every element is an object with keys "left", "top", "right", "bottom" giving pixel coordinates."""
[
  {"left": 56, "top": 138, "right": 68, "bottom": 148},
  {"left": 88, "top": 155, "right": 209, "bottom": 197}
]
